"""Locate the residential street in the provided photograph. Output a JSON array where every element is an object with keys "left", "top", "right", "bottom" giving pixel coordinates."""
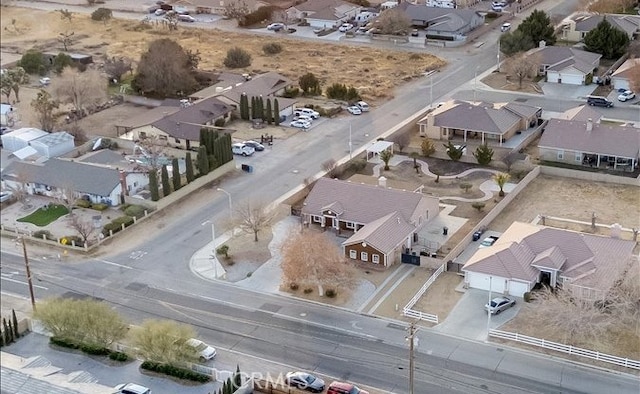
[{"left": 3, "top": 0, "right": 640, "bottom": 393}]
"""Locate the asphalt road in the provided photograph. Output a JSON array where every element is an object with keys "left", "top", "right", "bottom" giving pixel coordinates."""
[{"left": 4, "top": 0, "right": 640, "bottom": 393}]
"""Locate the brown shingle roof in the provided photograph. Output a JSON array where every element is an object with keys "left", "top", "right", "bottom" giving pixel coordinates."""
[
  {"left": 434, "top": 102, "right": 521, "bottom": 135},
  {"left": 538, "top": 118, "right": 640, "bottom": 159},
  {"left": 343, "top": 212, "right": 415, "bottom": 254},
  {"left": 221, "top": 72, "right": 291, "bottom": 104},
  {"left": 558, "top": 105, "right": 603, "bottom": 122},
  {"left": 151, "top": 97, "right": 232, "bottom": 141}
]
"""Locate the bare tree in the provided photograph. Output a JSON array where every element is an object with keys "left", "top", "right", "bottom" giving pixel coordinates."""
[
  {"left": 224, "top": 0, "right": 251, "bottom": 22},
  {"left": 505, "top": 52, "right": 537, "bottom": 89},
  {"left": 58, "top": 31, "right": 75, "bottom": 52},
  {"left": 58, "top": 9, "right": 73, "bottom": 23},
  {"left": 6, "top": 171, "right": 31, "bottom": 209},
  {"left": 235, "top": 199, "right": 274, "bottom": 242},
  {"left": 31, "top": 89, "right": 59, "bottom": 132},
  {"left": 392, "top": 132, "right": 410, "bottom": 153},
  {"left": 322, "top": 159, "right": 339, "bottom": 178},
  {"left": 52, "top": 67, "right": 107, "bottom": 117},
  {"left": 103, "top": 56, "right": 133, "bottom": 83},
  {"left": 136, "top": 135, "right": 166, "bottom": 170},
  {"left": 164, "top": 12, "right": 179, "bottom": 31},
  {"left": 280, "top": 231, "right": 356, "bottom": 296},
  {"left": 375, "top": 8, "right": 411, "bottom": 35},
  {"left": 69, "top": 215, "right": 95, "bottom": 244},
  {"left": 130, "top": 320, "right": 197, "bottom": 365},
  {"left": 55, "top": 180, "right": 76, "bottom": 215}
]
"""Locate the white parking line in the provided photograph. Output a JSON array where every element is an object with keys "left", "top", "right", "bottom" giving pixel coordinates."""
[{"left": 93, "top": 259, "right": 132, "bottom": 269}]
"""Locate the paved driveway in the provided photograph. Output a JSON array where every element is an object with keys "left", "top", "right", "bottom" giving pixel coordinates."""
[{"left": 433, "top": 289, "right": 521, "bottom": 341}]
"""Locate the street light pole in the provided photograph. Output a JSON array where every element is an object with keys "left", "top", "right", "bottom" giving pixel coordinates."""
[
  {"left": 21, "top": 238, "right": 36, "bottom": 312},
  {"left": 406, "top": 321, "right": 417, "bottom": 394},
  {"left": 217, "top": 188, "right": 233, "bottom": 220}
]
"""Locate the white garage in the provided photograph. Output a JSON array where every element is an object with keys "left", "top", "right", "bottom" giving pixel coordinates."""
[
  {"left": 546, "top": 69, "right": 586, "bottom": 85},
  {"left": 465, "top": 271, "right": 533, "bottom": 297}
]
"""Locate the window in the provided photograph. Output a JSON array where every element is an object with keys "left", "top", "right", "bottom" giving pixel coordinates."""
[
  {"left": 175, "top": 138, "right": 181, "bottom": 144},
  {"left": 575, "top": 152, "right": 582, "bottom": 162},
  {"left": 158, "top": 135, "right": 168, "bottom": 141},
  {"left": 349, "top": 250, "right": 357, "bottom": 259},
  {"left": 139, "top": 131, "right": 147, "bottom": 138},
  {"left": 346, "top": 222, "right": 355, "bottom": 229},
  {"left": 361, "top": 252, "right": 368, "bottom": 261},
  {"left": 557, "top": 150, "right": 564, "bottom": 160},
  {"left": 313, "top": 216, "right": 321, "bottom": 223},
  {"left": 372, "top": 254, "right": 380, "bottom": 264}
]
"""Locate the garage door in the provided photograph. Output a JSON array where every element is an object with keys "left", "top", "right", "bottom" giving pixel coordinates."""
[
  {"left": 560, "top": 73, "right": 584, "bottom": 85},
  {"left": 508, "top": 281, "right": 530, "bottom": 298},
  {"left": 547, "top": 72, "right": 559, "bottom": 83},
  {"left": 612, "top": 78, "right": 630, "bottom": 91},
  {"left": 466, "top": 272, "right": 506, "bottom": 293}
]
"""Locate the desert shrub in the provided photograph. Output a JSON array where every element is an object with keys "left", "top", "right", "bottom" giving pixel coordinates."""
[
  {"left": 325, "top": 289, "right": 337, "bottom": 298},
  {"left": 289, "top": 283, "right": 299, "bottom": 291},
  {"left": 33, "top": 230, "right": 55, "bottom": 241},
  {"left": 246, "top": 272, "right": 252, "bottom": 277},
  {"left": 348, "top": 158, "right": 367, "bottom": 172},
  {"left": 472, "top": 202, "right": 485, "bottom": 212},
  {"left": 141, "top": 361, "right": 211, "bottom": 382},
  {"left": 109, "top": 351, "right": 129, "bottom": 361},
  {"left": 283, "top": 87, "right": 300, "bottom": 98},
  {"left": 112, "top": 216, "right": 134, "bottom": 227},
  {"left": 223, "top": 47, "right": 252, "bottom": 68},
  {"left": 123, "top": 204, "right": 146, "bottom": 219},
  {"left": 409, "top": 53, "right": 422, "bottom": 60},
  {"left": 75, "top": 199, "right": 91, "bottom": 208},
  {"left": 303, "top": 288, "right": 313, "bottom": 294},
  {"left": 523, "top": 292, "right": 532, "bottom": 303},
  {"left": 216, "top": 245, "right": 229, "bottom": 258},
  {"left": 102, "top": 222, "right": 121, "bottom": 236},
  {"left": 18, "top": 50, "right": 47, "bottom": 75},
  {"left": 80, "top": 343, "right": 110, "bottom": 355},
  {"left": 238, "top": 5, "right": 275, "bottom": 26},
  {"left": 262, "top": 42, "right": 283, "bottom": 55},
  {"left": 91, "top": 203, "right": 109, "bottom": 211},
  {"left": 91, "top": 8, "right": 112, "bottom": 22},
  {"left": 50, "top": 336, "right": 79, "bottom": 349}
]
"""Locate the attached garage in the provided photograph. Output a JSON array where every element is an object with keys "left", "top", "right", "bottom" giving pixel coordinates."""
[
  {"left": 465, "top": 271, "right": 533, "bottom": 298},
  {"left": 547, "top": 70, "right": 585, "bottom": 85}
]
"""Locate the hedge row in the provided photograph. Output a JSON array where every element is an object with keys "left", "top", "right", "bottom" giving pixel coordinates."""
[
  {"left": 50, "top": 336, "right": 129, "bottom": 360},
  {"left": 102, "top": 215, "right": 134, "bottom": 236},
  {"left": 141, "top": 360, "right": 211, "bottom": 382}
]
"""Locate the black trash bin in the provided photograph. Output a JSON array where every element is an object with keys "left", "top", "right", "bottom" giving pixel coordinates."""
[{"left": 443, "top": 227, "right": 448, "bottom": 236}]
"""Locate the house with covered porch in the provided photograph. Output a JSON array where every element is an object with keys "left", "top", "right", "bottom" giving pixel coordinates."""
[
  {"left": 417, "top": 100, "right": 541, "bottom": 145},
  {"left": 538, "top": 118, "right": 639, "bottom": 172},
  {"left": 301, "top": 178, "right": 439, "bottom": 268}
]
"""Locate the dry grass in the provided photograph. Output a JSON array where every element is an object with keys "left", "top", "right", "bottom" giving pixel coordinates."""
[
  {"left": 1, "top": 7, "right": 446, "bottom": 102},
  {"left": 481, "top": 71, "right": 542, "bottom": 94}
]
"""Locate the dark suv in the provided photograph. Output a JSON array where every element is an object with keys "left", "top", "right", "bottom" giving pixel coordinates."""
[{"left": 587, "top": 96, "right": 613, "bottom": 107}]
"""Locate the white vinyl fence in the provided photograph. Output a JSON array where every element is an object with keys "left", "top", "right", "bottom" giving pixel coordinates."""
[
  {"left": 489, "top": 330, "right": 640, "bottom": 370},
  {"left": 402, "top": 263, "right": 446, "bottom": 323}
]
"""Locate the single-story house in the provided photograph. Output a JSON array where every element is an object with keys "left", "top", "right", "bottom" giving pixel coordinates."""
[
  {"left": 610, "top": 58, "right": 640, "bottom": 91},
  {"left": 114, "top": 99, "right": 182, "bottom": 136},
  {"left": 1, "top": 158, "right": 148, "bottom": 206},
  {"left": 286, "top": 0, "right": 361, "bottom": 28},
  {"left": 417, "top": 100, "right": 542, "bottom": 145},
  {"left": 0, "top": 103, "right": 15, "bottom": 127},
  {"left": 538, "top": 118, "right": 639, "bottom": 171},
  {"left": 301, "top": 178, "right": 439, "bottom": 268},
  {"left": 561, "top": 13, "right": 640, "bottom": 42},
  {"left": 122, "top": 97, "right": 233, "bottom": 150},
  {"left": 43, "top": 52, "right": 93, "bottom": 66},
  {"left": 186, "top": 0, "right": 268, "bottom": 15},
  {"left": 397, "top": 2, "right": 485, "bottom": 40},
  {"left": 528, "top": 43, "right": 601, "bottom": 85},
  {"left": 189, "top": 73, "right": 249, "bottom": 101},
  {"left": 463, "top": 221, "right": 636, "bottom": 299},
  {"left": 217, "top": 72, "right": 297, "bottom": 118},
  {"left": 557, "top": 104, "right": 603, "bottom": 123}
]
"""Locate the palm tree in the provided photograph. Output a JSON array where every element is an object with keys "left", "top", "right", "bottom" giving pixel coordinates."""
[
  {"left": 379, "top": 149, "right": 393, "bottom": 171},
  {"left": 493, "top": 172, "right": 511, "bottom": 197},
  {"left": 409, "top": 152, "right": 420, "bottom": 173}
]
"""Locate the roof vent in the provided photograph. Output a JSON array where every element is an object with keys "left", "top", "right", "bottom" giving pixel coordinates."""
[{"left": 586, "top": 118, "right": 593, "bottom": 132}]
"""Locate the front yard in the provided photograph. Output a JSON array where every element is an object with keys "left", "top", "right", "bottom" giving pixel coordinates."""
[{"left": 16, "top": 204, "right": 69, "bottom": 227}]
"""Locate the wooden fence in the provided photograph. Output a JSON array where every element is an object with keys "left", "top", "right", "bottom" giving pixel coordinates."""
[{"left": 402, "top": 263, "right": 445, "bottom": 323}]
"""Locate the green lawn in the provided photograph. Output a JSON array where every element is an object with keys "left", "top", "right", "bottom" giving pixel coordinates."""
[{"left": 17, "top": 204, "right": 69, "bottom": 227}]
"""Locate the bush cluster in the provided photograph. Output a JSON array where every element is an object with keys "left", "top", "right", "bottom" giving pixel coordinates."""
[
  {"left": 239, "top": 5, "right": 275, "bottom": 27},
  {"left": 102, "top": 215, "right": 134, "bottom": 236},
  {"left": 262, "top": 42, "right": 283, "bottom": 55},
  {"left": 50, "top": 336, "right": 125, "bottom": 358},
  {"left": 50, "top": 336, "right": 79, "bottom": 349},
  {"left": 109, "top": 351, "right": 129, "bottom": 361},
  {"left": 80, "top": 343, "right": 111, "bottom": 355},
  {"left": 91, "top": 203, "right": 109, "bottom": 211},
  {"left": 303, "top": 288, "right": 313, "bottom": 294},
  {"left": 33, "top": 230, "right": 55, "bottom": 241},
  {"left": 75, "top": 199, "right": 91, "bottom": 208},
  {"left": 325, "top": 289, "right": 337, "bottom": 298},
  {"left": 223, "top": 47, "right": 252, "bottom": 69},
  {"left": 325, "top": 83, "right": 360, "bottom": 101},
  {"left": 60, "top": 235, "right": 83, "bottom": 246},
  {"left": 123, "top": 204, "right": 146, "bottom": 219},
  {"left": 282, "top": 87, "right": 300, "bottom": 98},
  {"left": 91, "top": 8, "right": 113, "bottom": 22},
  {"left": 141, "top": 361, "right": 211, "bottom": 382}
]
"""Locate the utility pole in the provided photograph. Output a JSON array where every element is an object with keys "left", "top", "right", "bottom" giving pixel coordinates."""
[
  {"left": 406, "top": 321, "right": 417, "bottom": 394},
  {"left": 21, "top": 238, "right": 36, "bottom": 312}
]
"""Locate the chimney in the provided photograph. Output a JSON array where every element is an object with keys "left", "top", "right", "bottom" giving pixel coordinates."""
[
  {"left": 539, "top": 40, "right": 546, "bottom": 48},
  {"left": 378, "top": 176, "right": 387, "bottom": 188},
  {"left": 119, "top": 170, "right": 129, "bottom": 196},
  {"left": 586, "top": 118, "right": 593, "bottom": 132}
]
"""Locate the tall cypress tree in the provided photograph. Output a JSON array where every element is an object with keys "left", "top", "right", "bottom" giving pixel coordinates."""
[
  {"left": 240, "top": 93, "right": 248, "bottom": 120},
  {"left": 3, "top": 318, "right": 11, "bottom": 345},
  {"left": 198, "top": 145, "right": 209, "bottom": 175},
  {"left": 11, "top": 310, "right": 19, "bottom": 338},
  {"left": 250, "top": 97, "right": 256, "bottom": 119},
  {"left": 265, "top": 99, "right": 272, "bottom": 124},
  {"left": 161, "top": 165, "right": 171, "bottom": 196},
  {"left": 171, "top": 158, "right": 181, "bottom": 191},
  {"left": 148, "top": 170, "right": 159, "bottom": 201},
  {"left": 273, "top": 99, "right": 280, "bottom": 126},
  {"left": 185, "top": 152, "right": 194, "bottom": 182}
]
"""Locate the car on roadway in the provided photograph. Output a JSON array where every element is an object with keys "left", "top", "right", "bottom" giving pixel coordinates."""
[
  {"left": 267, "top": 23, "right": 285, "bottom": 31},
  {"left": 347, "top": 106, "right": 362, "bottom": 115},
  {"left": 501, "top": 22, "right": 511, "bottom": 32},
  {"left": 231, "top": 142, "right": 255, "bottom": 156},
  {"left": 115, "top": 383, "right": 151, "bottom": 394},
  {"left": 485, "top": 296, "right": 516, "bottom": 315},
  {"left": 243, "top": 140, "right": 265, "bottom": 151},
  {"left": 339, "top": 23, "right": 354, "bottom": 32},
  {"left": 178, "top": 14, "right": 196, "bottom": 22},
  {"left": 327, "top": 381, "right": 369, "bottom": 394},
  {"left": 479, "top": 236, "right": 499, "bottom": 248},
  {"left": 186, "top": 338, "right": 217, "bottom": 361},
  {"left": 290, "top": 120, "right": 311, "bottom": 129},
  {"left": 410, "top": 28, "right": 419, "bottom": 36},
  {"left": 618, "top": 90, "right": 635, "bottom": 102},
  {"left": 154, "top": 8, "right": 166, "bottom": 16},
  {"left": 285, "top": 371, "right": 325, "bottom": 392}
]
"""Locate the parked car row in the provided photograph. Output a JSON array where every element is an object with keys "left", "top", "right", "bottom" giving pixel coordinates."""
[
  {"left": 290, "top": 108, "right": 320, "bottom": 129},
  {"left": 232, "top": 140, "right": 266, "bottom": 156},
  {"left": 285, "top": 371, "right": 369, "bottom": 394}
]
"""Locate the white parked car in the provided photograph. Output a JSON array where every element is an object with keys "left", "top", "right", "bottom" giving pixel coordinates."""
[
  {"left": 501, "top": 22, "right": 511, "bottom": 32},
  {"left": 178, "top": 14, "right": 196, "bottom": 22},
  {"left": 154, "top": 8, "right": 166, "bottom": 16},
  {"left": 356, "top": 101, "right": 369, "bottom": 112},
  {"left": 618, "top": 90, "right": 635, "bottom": 102},
  {"left": 293, "top": 108, "right": 320, "bottom": 119},
  {"left": 187, "top": 338, "right": 217, "bottom": 361},
  {"left": 290, "top": 120, "right": 311, "bottom": 129},
  {"left": 115, "top": 383, "right": 151, "bottom": 394},
  {"left": 294, "top": 114, "right": 315, "bottom": 123},
  {"left": 232, "top": 142, "right": 255, "bottom": 156},
  {"left": 0, "top": 191, "right": 14, "bottom": 203},
  {"left": 339, "top": 23, "right": 354, "bottom": 32},
  {"left": 39, "top": 77, "right": 51, "bottom": 86},
  {"left": 267, "top": 22, "right": 285, "bottom": 31},
  {"left": 347, "top": 106, "right": 362, "bottom": 115}
]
